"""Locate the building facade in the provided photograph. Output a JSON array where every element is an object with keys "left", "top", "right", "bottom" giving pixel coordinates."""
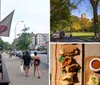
[
  {"left": 29, "top": 32, "right": 35, "bottom": 50},
  {"left": 35, "top": 33, "right": 45, "bottom": 47},
  {"left": 43, "top": 33, "right": 49, "bottom": 43},
  {"left": 30, "top": 33, "right": 49, "bottom": 49},
  {"left": 81, "top": 13, "right": 86, "bottom": 19}
]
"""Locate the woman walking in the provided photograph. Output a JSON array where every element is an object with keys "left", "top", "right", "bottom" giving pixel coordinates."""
[
  {"left": 32, "top": 52, "right": 41, "bottom": 78},
  {"left": 9, "top": 51, "right": 12, "bottom": 58}
]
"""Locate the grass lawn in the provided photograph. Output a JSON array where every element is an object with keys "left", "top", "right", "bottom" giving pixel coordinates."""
[
  {"left": 71, "top": 32, "right": 94, "bottom": 37},
  {"left": 65, "top": 32, "right": 95, "bottom": 41}
]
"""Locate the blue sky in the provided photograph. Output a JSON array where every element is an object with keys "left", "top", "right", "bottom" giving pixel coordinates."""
[
  {"left": 71, "top": 0, "right": 100, "bottom": 19},
  {"left": 1, "top": 0, "right": 49, "bottom": 43}
]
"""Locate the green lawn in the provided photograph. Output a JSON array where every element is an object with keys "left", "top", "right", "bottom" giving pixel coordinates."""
[
  {"left": 71, "top": 32, "right": 94, "bottom": 37},
  {"left": 65, "top": 32, "right": 95, "bottom": 41}
]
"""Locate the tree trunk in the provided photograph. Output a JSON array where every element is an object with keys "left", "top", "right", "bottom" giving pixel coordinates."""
[
  {"left": 90, "top": 0, "right": 99, "bottom": 38},
  {"left": 93, "top": 6, "right": 99, "bottom": 38}
]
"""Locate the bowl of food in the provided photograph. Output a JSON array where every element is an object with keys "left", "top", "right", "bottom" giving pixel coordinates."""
[{"left": 90, "top": 58, "right": 100, "bottom": 72}]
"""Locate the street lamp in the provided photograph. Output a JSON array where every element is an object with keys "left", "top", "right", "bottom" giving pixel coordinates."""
[{"left": 15, "top": 21, "right": 24, "bottom": 39}]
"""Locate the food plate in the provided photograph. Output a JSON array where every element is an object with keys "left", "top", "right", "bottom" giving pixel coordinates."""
[
  {"left": 51, "top": 44, "right": 82, "bottom": 85},
  {"left": 84, "top": 56, "right": 100, "bottom": 85}
]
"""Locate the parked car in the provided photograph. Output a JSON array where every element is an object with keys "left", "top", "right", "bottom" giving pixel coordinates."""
[
  {"left": 29, "top": 51, "right": 35, "bottom": 58},
  {"left": 15, "top": 51, "right": 23, "bottom": 58},
  {"left": 51, "top": 32, "right": 60, "bottom": 38},
  {"left": 51, "top": 31, "right": 65, "bottom": 39},
  {"left": 40, "top": 51, "right": 47, "bottom": 54},
  {"left": 29, "top": 50, "right": 42, "bottom": 58},
  {"left": 9, "top": 51, "right": 16, "bottom": 56}
]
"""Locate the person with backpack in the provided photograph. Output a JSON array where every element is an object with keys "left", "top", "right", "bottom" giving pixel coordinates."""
[
  {"left": 32, "top": 52, "right": 41, "bottom": 78},
  {"left": 21, "top": 51, "right": 32, "bottom": 77}
]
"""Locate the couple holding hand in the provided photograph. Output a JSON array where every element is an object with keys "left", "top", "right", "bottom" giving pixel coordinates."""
[{"left": 21, "top": 51, "right": 40, "bottom": 78}]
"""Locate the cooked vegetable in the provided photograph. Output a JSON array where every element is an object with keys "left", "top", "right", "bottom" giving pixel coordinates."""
[
  {"left": 62, "top": 57, "right": 72, "bottom": 68},
  {"left": 58, "top": 44, "right": 81, "bottom": 85},
  {"left": 59, "top": 44, "right": 80, "bottom": 56},
  {"left": 58, "top": 56, "right": 65, "bottom": 63},
  {"left": 58, "top": 72, "right": 76, "bottom": 85},
  {"left": 65, "top": 64, "right": 79, "bottom": 72},
  {"left": 62, "top": 68, "right": 67, "bottom": 74},
  {"left": 87, "top": 74, "right": 99, "bottom": 85}
]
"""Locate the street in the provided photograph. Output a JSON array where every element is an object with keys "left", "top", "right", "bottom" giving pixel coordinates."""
[{"left": 2, "top": 52, "right": 49, "bottom": 85}]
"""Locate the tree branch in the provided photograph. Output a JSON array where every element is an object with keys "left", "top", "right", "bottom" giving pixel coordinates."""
[
  {"left": 95, "top": 0, "right": 100, "bottom": 6},
  {"left": 90, "top": 0, "right": 95, "bottom": 7}
]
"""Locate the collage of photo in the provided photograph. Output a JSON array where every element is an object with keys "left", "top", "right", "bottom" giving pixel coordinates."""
[{"left": 0, "top": 0, "right": 99, "bottom": 85}]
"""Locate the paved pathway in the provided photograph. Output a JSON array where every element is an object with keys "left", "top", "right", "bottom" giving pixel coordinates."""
[
  {"left": 51, "top": 37, "right": 86, "bottom": 42},
  {"left": 2, "top": 52, "right": 49, "bottom": 85},
  {"left": 50, "top": 37, "right": 100, "bottom": 42}
]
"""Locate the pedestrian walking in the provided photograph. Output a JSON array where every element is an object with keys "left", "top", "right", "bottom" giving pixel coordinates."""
[
  {"left": 60, "top": 30, "right": 63, "bottom": 39},
  {"left": 21, "top": 51, "right": 32, "bottom": 77},
  {"left": 62, "top": 31, "right": 65, "bottom": 37},
  {"left": 32, "top": 52, "right": 41, "bottom": 78},
  {"left": 9, "top": 51, "right": 12, "bottom": 58}
]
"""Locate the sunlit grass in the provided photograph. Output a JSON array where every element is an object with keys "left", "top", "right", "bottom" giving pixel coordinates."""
[{"left": 71, "top": 32, "right": 94, "bottom": 37}]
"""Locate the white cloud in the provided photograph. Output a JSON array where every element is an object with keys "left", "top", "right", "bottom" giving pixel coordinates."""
[{"left": 1, "top": 0, "right": 50, "bottom": 44}]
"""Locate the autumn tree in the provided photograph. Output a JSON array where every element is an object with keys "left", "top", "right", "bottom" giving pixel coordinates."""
[
  {"left": 72, "top": 22, "right": 82, "bottom": 31},
  {"left": 71, "top": 16, "right": 81, "bottom": 31},
  {"left": 80, "top": 18, "right": 92, "bottom": 32},
  {"left": 72, "top": 0, "right": 100, "bottom": 37}
]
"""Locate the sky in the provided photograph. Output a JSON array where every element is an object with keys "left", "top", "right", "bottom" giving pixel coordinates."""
[
  {"left": 71, "top": 0, "right": 100, "bottom": 19},
  {"left": 1, "top": 0, "right": 50, "bottom": 44}
]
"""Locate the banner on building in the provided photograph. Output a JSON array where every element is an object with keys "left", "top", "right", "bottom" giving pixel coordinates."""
[{"left": 0, "top": 10, "right": 14, "bottom": 37}]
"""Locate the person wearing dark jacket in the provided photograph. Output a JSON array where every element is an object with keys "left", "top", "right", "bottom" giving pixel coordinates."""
[{"left": 21, "top": 51, "right": 32, "bottom": 77}]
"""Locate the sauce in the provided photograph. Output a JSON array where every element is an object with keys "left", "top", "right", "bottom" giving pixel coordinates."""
[{"left": 92, "top": 60, "right": 100, "bottom": 69}]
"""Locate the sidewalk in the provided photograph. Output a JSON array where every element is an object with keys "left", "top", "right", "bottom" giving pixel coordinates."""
[{"left": 2, "top": 53, "right": 49, "bottom": 85}]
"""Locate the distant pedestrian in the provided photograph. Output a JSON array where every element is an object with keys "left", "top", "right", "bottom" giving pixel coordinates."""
[
  {"left": 21, "top": 51, "right": 32, "bottom": 77},
  {"left": 9, "top": 51, "right": 12, "bottom": 58},
  {"left": 62, "top": 31, "right": 65, "bottom": 37},
  {"left": 32, "top": 52, "right": 41, "bottom": 78},
  {"left": 60, "top": 30, "right": 63, "bottom": 39},
  {"left": 22, "top": 51, "right": 25, "bottom": 56}
]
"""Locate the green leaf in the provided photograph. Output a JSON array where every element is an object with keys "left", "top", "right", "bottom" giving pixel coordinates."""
[{"left": 58, "top": 56, "right": 65, "bottom": 63}]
